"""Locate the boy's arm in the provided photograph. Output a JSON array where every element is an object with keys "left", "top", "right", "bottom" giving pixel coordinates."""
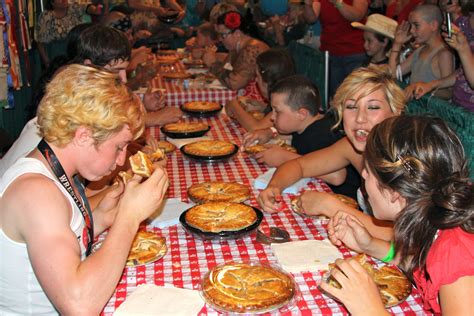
[
  {"left": 432, "top": 48, "right": 455, "bottom": 99},
  {"left": 389, "top": 21, "right": 413, "bottom": 77}
]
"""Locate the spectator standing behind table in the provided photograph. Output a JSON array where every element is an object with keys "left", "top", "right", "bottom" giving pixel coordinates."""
[
  {"left": 258, "top": 65, "right": 406, "bottom": 241},
  {"left": 410, "top": 1, "right": 474, "bottom": 111},
  {"left": 35, "top": 0, "right": 101, "bottom": 67},
  {"left": 389, "top": 4, "right": 455, "bottom": 100},
  {"left": 202, "top": 11, "right": 269, "bottom": 92},
  {"left": 385, "top": 0, "right": 424, "bottom": 23},
  {"left": 322, "top": 116, "right": 473, "bottom": 315},
  {"left": 303, "top": 0, "right": 368, "bottom": 98},
  {"left": 0, "top": 64, "right": 169, "bottom": 314},
  {"left": 243, "top": 75, "right": 359, "bottom": 198},
  {"left": 225, "top": 48, "right": 296, "bottom": 132},
  {"left": 352, "top": 14, "right": 398, "bottom": 66},
  {"left": 261, "top": 1, "right": 307, "bottom": 46}
]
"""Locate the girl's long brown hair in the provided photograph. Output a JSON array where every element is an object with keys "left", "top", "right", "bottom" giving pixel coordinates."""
[{"left": 364, "top": 116, "right": 473, "bottom": 280}]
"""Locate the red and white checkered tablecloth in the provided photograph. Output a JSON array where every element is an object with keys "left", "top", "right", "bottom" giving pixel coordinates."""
[
  {"left": 149, "top": 61, "right": 237, "bottom": 107},
  {"left": 102, "top": 111, "right": 429, "bottom": 315}
]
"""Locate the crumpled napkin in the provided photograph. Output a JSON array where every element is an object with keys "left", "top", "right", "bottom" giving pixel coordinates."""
[
  {"left": 253, "top": 168, "right": 311, "bottom": 194},
  {"left": 114, "top": 284, "right": 204, "bottom": 315},
  {"left": 207, "top": 79, "right": 227, "bottom": 90},
  {"left": 146, "top": 198, "right": 193, "bottom": 228},
  {"left": 271, "top": 240, "right": 342, "bottom": 273}
]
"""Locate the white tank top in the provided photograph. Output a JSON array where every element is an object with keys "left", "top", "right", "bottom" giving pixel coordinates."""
[{"left": 0, "top": 158, "right": 87, "bottom": 315}]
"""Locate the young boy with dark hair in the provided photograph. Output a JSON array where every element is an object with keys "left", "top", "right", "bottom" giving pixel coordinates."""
[{"left": 244, "top": 75, "right": 360, "bottom": 199}]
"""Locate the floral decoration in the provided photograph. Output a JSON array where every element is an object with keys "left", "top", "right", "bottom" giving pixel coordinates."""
[{"left": 224, "top": 12, "right": 241, "bottom": 30}]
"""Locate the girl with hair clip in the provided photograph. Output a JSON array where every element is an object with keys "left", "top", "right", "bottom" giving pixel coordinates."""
[
  {"left": 322, "top": 115, "right": 473, "bottom": 315},
  {"left": 258, "top": 65, "right": 405, "bottom": 240}
]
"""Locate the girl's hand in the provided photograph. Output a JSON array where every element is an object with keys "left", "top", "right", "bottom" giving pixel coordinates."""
[
  {"left": 299, "top": 191, "right": 342, "bottom": 218},
  {"left": 254, "top": 145, "right": 291, "bottom": 167},
  {"left": 327, "top": 211, "right": 373, "bottom": 253},
  {"left": 320, "top": 258, "right": 386, "bottom": 315},
  {"left": 243, "top": 128, "right": 273, "bottom": 148},
  {"left": 443, "top": 24, "right": 470, "bottom": 54}
]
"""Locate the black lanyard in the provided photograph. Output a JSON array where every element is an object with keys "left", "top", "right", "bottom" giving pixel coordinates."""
[{"left": 37, "top": 139, "right": 94, "bottom": 256}]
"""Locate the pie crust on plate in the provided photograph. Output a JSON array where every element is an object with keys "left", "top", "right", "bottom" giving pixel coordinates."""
[
  {"left": 185, "top": 202, "right": 257, "bottom": 233},
  {"left": 326, "top": 254, "right": 412, "bottom": 307},
  {"left": 182, "top": 101, "right": 221, "bottom": 112},
  {"left": 187, "top": 182, "right": 250, "bottom": 203},
  {"left": 162, "top": 72, "right": 192, "bottom": 79},
  {"left": 162, "top": 122, "right": 209, "bottom": 133},
  {"left": 245, "top": 143, "right": 296, "bottom": 155},
  {"left": 127, "top": 230, "right": 167, "bottom": 266},
  {"left": 202, "top": 262, "right": 296, "bottom": 313},
  {"left": 182, "top": 140, "right": 236, "bottom": 157}
]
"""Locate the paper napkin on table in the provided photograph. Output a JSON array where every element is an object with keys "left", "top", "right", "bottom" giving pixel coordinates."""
[
  {"left": 114, "top": 284, "right": 204, "bottom": 316},
  {"left": 208, "top": 79, "right": 227, "bottom": 90},
  {"left": 253, "top": 168, "right": 311, "bottom": 194},
  {"left": 271, "top": 240, "right": 342, "bottom": 273},
  {"left": 146, "top": 198, "right": 192, "bottom": 228},
  {"left": 166, "top": 136, "right": 210, "bottom": 149}
]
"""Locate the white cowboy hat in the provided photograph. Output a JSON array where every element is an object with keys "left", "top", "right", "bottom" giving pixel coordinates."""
[{"left": 351, "top": 14, "right": 398, "bottom": 40}]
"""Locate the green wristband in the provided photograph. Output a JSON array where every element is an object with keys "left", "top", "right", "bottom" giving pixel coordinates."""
[
  {"left": 381, "top": 241, "right": 395, "bottom": 263},
  {"left": 335, "top": 0, "right": 344, "bottom": 9}
]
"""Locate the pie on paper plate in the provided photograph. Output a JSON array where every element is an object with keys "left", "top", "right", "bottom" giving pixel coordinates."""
[{"left": 127, "top": 230, "right": 167, "bottom": 267}]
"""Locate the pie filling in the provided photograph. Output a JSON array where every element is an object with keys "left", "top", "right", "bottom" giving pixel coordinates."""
[{"left": 127, "top": 231, "right": 167, "bottom": 266}]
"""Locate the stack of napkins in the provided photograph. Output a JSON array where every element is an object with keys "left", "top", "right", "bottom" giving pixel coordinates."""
[
  {"left": 146, "top": 198, "right": 192, "bottom": 228},
  {"left": 271, "top": 240, "right": 342, "bottom": 273},
  {"left": 253, "top": 168, "right": 311, "bottom": 194},
  {"left": 114, "top": 284, "right": 204, "bottom": 315},
  {"left": 166, "top": 136, "right": 210, "bottom": 149}
]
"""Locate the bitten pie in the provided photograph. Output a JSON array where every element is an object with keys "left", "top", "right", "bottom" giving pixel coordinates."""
[
  {"left": 162, "top": 72, "right": 192, "bottom": 79},
  {"left": 127, "top": 230, "right": 167, "bottom": 266},
  {"left": 185, "top": 202, "right": 257, "bottom": 233},
  {"left": 202, "top": 262, "right": 296, "bottom": 313},
  {"left": 182, "top": 140, "right": 236, "bottom": 157},
  {"left": 326, "top": 254, "right": 412, "bottom": 307},
  {"left": 162, "top": 122, "right": 209, "bottom": 133},
  {"left": 187, "top": 182, "right": 250, "bottom": 204},
  {"left": 182, "top": 101, "right": 221, "bottom": 112},
  {"left": 245, "top": 142, "right": 296, "bottom": 155},
  {"left": 331, "top": 193, "right": 359, "bottom": 209}
]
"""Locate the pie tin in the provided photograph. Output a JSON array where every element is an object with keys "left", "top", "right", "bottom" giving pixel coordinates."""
[
  {"left": 199, "top": 261, "right": 299, "bottom": 315},
  {"left": 180, "top": 104, "right": 223, "bottom": 118},
  {"left": 160, "top": 125, "right": 211, "bottom": 139},
  {"left": 179, "top": 205, "right": 263, "bottom": 240},
  {"left": 180, "top": 143, "right": 239, "bottom": 163}
]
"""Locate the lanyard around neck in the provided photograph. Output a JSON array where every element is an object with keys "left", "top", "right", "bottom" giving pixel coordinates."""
[{"left": 37, "top": 139, "right": 94, "bottom": 256}]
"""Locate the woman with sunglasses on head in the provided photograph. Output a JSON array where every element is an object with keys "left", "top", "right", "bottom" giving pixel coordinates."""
[
  {"left": 202, "top": 11, "right": 269, "bottom": 96},
  {"left": 322, "top": 116, "right": 473, "bottom": 315}
]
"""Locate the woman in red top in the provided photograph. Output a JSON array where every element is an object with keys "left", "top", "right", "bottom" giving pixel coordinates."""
[
  {"left": 303, "top": 0, "right": 368, "bottom": 98},
  {"left": 386, "top": 0, "right": 424, "bottom": 23},
  {"left": 321, "top": 116, "right": 474, "bottom": 315}
]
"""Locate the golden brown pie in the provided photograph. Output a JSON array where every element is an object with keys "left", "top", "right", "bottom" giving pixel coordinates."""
[
  {"left": 249, "top": 111, "right": 265, "bottom": 120},
  {"left": 245, "top": 142, "right": 296, "bottom": 155},
  {"left": 129, "top": 151, "right": 155, "bottom": 177},
  {"left": 162, "top": 72, "right": 192, "bottom": 80},
  {"left": 182, "top": 101, "right": 221, "bottom": 112},
  {"left": 183, "top": 58, "right": 204, "bottom": 66},
  {"left": 326, "top": 254, "right": 411, "bottom": 307},
  {"left": 127, "top": 230, "right": 167, "bottom": 266},
  {"left": 182, "top": 140, "right": 236, "bottom": 157},
  {"left": 185, "top": 202, "right": 257, "bottom": 233},
  {"left": 202, "top": 263, "right": 296, "bottom": 313},
  {"left": 162, "top": 122, "right": 209, "bottom": 133},
  {"left": 187, "top": 182, "right": 250, "bottom": 204},
  {"left": 331, "top": 193, "right": 359, "bottom": 209},
  {"left": 156, "top": 140, "right": 175, "bottom": 153}
]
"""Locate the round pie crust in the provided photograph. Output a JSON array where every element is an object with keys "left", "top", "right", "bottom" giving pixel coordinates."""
[
  {"left": 185, "top": 202, "right": 257, "bottom": 233},
  {"left": 162, "top": 122, "right": 209, "bottom": 133},
  {"left": 202, "top": 262, "right": 295, "bottom": 313},
  {"left": 127, "top": 230, "right": 167, "bottom": 266},
  {"left": 183, "top": 140, "right": 236, "bottom": 157},
  {"left": 182, "top": 101, "right": 221, "bottom": 112},
  {"left": 188, "top": 182, "right": 250, "bottom": 204}
]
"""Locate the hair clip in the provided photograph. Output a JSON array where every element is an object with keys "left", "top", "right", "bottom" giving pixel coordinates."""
[{"left": 396, "top": 154, "right": 416, "bottom": 178}]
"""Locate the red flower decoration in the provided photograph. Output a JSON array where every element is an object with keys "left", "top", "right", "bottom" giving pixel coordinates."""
[{"left": 224, "top": 12, "right": 241, "bottom": 30}]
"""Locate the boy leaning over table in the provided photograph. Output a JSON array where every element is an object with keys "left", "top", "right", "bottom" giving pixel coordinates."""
[
  {"left": 243, "top": 75, "right": 360, "bottom": 200},
  {"left": 0, "top": 64, "right": 169, "bottom": 315}
]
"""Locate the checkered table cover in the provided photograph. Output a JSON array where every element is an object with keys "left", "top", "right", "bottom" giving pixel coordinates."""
[
  {"left": 150, "top": 61, "right": 237, "bottom": 107},
  {"left": 102, "top": 112, "right": 429, "bottom": 315}
]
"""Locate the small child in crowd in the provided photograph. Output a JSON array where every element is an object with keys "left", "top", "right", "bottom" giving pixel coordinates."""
[
  {"left": 185, "top": 22, "right": 219, "bottom": 60},
  {"left": 352, "top": 14, "right": 398, "bottom": 66},
  {"left": 244, "top": 75, "right": 360, "bottom": 198},
  {"left": 389, "top": 4, "right": 455, "bottom": 100}
]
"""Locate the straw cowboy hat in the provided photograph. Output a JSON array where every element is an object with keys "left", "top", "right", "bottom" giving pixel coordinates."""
[{"left": 351, "top": 14, "right": 398, "bottom": 40}]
